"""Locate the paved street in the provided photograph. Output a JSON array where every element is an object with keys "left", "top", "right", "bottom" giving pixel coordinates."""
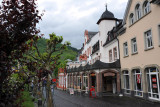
[{"left": 53, "top": 89, "right": 160, "bottom": 107}]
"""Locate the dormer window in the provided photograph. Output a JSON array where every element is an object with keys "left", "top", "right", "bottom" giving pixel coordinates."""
[
  {"left": 135, "top": 4, "right": 141, "bottom": 20},
  {"left": 130, "top": 13, "right": 134, "bottom": 25},
  {"left": 143, "top": 1, "right": 150, "bottom": 15}
]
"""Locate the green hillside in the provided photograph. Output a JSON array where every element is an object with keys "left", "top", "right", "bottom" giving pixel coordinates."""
[{"left": 37, "top": 38, "right": 78, "bottom": 61}]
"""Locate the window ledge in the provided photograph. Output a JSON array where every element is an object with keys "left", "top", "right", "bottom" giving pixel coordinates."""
[
  {"left": 123, "top": 55, "right": 129, "bottom": 58},
  {"left": 129, "top": 11, "right": 151, "bottom": 28},
  {"left": 131, "top": 52, "right": 138, "bottom": 55},
  {"left": 134, "top": 95, "right": 143, "bottom": 98},
  {"left": 144, "top": 46, "right": 154, "bottom": 51}
]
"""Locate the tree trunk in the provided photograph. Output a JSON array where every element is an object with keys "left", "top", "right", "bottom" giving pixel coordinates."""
[{"left": 47, "top": 74, "right": 53, "bottom": 107}]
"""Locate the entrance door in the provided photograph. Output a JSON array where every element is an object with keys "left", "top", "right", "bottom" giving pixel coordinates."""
[
  {"left": 103, "top": 76, "right": 113, "bottom": 93},
  {"left": 91, "top": 76, "right": 96, "bottom": 87},
  {"left": 147, "top": 68, "right": 160, "bottom": 101},
  {"left": 106, "top": 76, "right": 113, "bottom": 92}
]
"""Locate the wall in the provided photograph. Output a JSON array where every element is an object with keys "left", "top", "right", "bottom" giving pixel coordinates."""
[{"left": 119, "top": 0, "right": 160, "bottom": 70}]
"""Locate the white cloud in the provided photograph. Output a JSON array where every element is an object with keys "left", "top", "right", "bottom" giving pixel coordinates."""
[{"left": 0, "top": 0, "right": 128, "bottom": 49}]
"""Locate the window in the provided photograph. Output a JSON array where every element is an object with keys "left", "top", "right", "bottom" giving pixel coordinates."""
[
  {"left": 146, "top": 67, "right": 160, "bottom": 100},
  {"left": 131, "top": 38, "right": 137, "bottom": 53},
  {"left": 113, "top": 47, "right": 117, "bottom": 61},
  {"left": 74, "top": 76, "right": 77, "bottom": 88},
  {"left": 83, "top": 74, "right": 88, "bottom": 90},
  {"left": 109, "top": 49, "right": 112, "bottom": 62},
  {"left": 123, "top": 42, "right": 128, "bottom": 57},
  {"left": 77, "top": 76, "right": 81, "bottom": 89},
  {"left": 133, "top": 69, "right": 143, "bottom": 97},
  {"left": 130, "top": 13, "right": 134, "bottom": 25},
  {"left": 135, "top": 4, "right": 141, "bottom": 20},
  {"left": 71, "top": 75, "right": 73, "bottom": 88},
  {"left": 123, "top": 71, "right": 130, "bottom": 94},
  {"left": 143, "top": 1, "right": 150, "bottom": 15},
  {"left": 144, "top": 30, "right": 153, "bottom": 49}
]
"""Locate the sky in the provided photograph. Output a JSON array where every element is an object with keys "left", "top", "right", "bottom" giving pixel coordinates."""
[{"left": 1, "top": 0, "right": 128, "bottom": 49}]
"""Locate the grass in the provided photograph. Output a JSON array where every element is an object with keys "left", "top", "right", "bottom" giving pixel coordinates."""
[{"left": 16, "top": 90, "right": 34, "bottom": 107}]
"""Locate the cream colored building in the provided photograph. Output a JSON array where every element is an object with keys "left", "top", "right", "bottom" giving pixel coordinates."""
[{"left": 118, "top": 0, "right": 160, "bottom": 101}]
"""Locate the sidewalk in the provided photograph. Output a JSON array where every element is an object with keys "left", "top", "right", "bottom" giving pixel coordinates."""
[{"left": 53, "top": 89, "right": 160, "bottom": 107}]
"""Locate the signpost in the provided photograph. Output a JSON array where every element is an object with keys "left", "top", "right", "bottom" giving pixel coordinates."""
[{"left": 69, "top": 88, "right": 74, "bottom": 95}]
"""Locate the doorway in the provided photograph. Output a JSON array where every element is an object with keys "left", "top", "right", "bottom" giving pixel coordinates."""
[
  {"left": 146, "top": 67, "right": 160, "bottom": 101},
  {"left": 102, "top": 72, "right": 116, "bottom": 94},
  {"left": 90, "top": 73, "right": 96, "bottom": 89},
  {"left": 103, "top": 76, "right": 113, "bottom": 93}
]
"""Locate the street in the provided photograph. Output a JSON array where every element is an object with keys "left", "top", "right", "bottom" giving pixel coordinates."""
[{"left": 53, "top": 89, "right": 160, "bottom": 107}]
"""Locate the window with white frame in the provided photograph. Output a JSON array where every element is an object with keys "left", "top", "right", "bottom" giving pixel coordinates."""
[
  {"left": 123, "top": 71, "right": 130, "bottom": 94},
  {"left": 145, "top": 30, "right": 153, "bottom": 49},
  {"left": 146, "top": 67, "right": 160, "bottom": 100},
  {"left": 135, "top": 4, "right": 141, "bottom": 20},
  {"left": 133, "top": 69, "right": 143, "bottom": 97},
  {"left": 113, "top": 47, "right": 117, "bottom": 61},
  {"left": 109, "top": 49, "right": 112, "bottom": 62},
  {"left": 130, "top": 13, "right": 134, "bottom": 25},
  {"left": 131, "top": 38, "right": 137, "bottom": 53},
  {"left": 143, "top": 1, "right": 150, "bottom": 15},
  {"left": 123, "top": 42, "right": 128, "bottom": 56},
  {"left": 83, "top": 74, "right": 88, "bottom": 90}
]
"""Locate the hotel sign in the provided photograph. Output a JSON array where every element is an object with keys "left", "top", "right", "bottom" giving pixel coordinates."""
[
  {"left": 104, "top": 73, "right": 115, "bottom": 77},
  {"left": 90, "top": 73, "right": 96, "bottom": 76}
]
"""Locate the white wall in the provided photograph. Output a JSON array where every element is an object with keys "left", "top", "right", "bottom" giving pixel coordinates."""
[
  {"left": 99, "top": 20, "right": 116, "bottom": 63},
  {"left": 81, "top": 19, "right": 118, "bottom": 64},
  {"left": 102, "top": 39, "right": 119, "bottom": 63}
]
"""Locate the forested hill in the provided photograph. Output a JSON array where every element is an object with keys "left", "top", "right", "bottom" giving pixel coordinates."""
[{"left": 37, "top": 38, "right": 79, "bottom": 61}]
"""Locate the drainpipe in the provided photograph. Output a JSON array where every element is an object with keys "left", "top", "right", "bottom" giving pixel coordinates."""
[{"left": 117, "top": 38, "right": 122, "bottom": 94}]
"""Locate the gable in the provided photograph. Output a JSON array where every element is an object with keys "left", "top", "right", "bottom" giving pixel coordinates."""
[{"left": 123, "top": 0, "right": 132, "bottom": 25}]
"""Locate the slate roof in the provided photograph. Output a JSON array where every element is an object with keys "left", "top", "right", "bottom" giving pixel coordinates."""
[
  {"left": 90, "top": 60, "right": 120, "bottom": 70},
  {"left": 103, "top": 21, "right": 124, "bottom": 47},
  {"left": 97, "top": 6, "right": 118, "bottom": 24},
  {"left": 67, "top": 60, "right": 120, "bottom": 73},
  {"left": 87, "top": 31, "right": 98, "bottom": 44}
]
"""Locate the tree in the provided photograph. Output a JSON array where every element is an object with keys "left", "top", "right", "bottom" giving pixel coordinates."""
[
  {"left": 23, "top": 33, "right": 70, "bottom": 107},
  {"left": 0, "top": 0, "right": 43, "bottom": 106}
]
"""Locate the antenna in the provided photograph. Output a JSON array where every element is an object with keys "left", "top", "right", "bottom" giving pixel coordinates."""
[{"left": 105, "top": 3, "right": 107, "bottom": 8}]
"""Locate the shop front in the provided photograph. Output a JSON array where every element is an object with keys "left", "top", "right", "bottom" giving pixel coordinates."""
[{"left": 146, "top": 67, "right": 160, "bottom": 101}]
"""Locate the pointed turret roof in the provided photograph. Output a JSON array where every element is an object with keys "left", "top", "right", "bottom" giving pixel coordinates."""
[{"left": 97, "top": 4, "right": 118, "bottom": 24}]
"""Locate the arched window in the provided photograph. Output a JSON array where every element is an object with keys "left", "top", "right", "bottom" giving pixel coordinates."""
[
  {"left": 130, "top": 13, "right": 134, "bottom": 25},
  {"left": 135, "top": 4, "right": 141, "bottom": 20},
  {"left": 143, "top": 1, "right": 150, "bottom": 15}
]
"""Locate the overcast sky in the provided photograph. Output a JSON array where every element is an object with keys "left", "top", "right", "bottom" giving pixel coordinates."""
[{"left": 1, "top": 0, "right": 128, "bottom": 49}]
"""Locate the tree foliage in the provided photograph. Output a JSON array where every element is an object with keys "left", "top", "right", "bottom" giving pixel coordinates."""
[{"left": 0, "top": 0, "right": 43, "bottom": 106}]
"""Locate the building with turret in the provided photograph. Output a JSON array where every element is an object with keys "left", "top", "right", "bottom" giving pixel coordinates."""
[{"left": 67, "top": 5, "right": 122, "bottom": 96}]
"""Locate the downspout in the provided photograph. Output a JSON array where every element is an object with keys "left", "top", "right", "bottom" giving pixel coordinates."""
[{"left": 117, "top": 36, "right": 122, "bottom": 94}]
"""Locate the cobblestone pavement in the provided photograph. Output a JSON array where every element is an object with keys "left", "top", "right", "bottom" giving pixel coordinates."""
[{"left": 53, "top": 89, "right": 160, "bottom": 107}]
